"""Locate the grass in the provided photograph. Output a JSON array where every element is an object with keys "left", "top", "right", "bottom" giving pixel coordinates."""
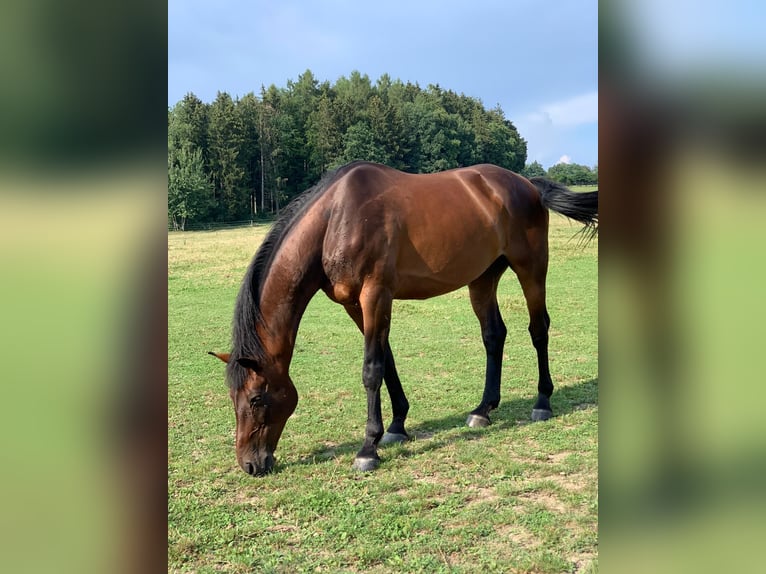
[{"left": 168, "top": 213, "right": 598, "bottom": 573}]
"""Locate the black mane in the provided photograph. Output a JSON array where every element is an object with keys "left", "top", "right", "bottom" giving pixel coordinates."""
[{"left": 226, "top": 163, "right": 363, "bottom": 390}]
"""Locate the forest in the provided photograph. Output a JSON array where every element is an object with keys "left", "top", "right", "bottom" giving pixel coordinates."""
[{"left": 168, "top": 69, "right": 597, "bottom": 230}]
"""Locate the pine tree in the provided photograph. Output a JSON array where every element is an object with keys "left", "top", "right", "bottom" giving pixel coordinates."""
[{"left": 208, "top": 91, "right": 246, "bottom": 220}]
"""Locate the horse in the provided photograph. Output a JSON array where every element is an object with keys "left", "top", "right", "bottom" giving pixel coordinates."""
[{"left": 210, "top": 161, "right": 597, "bottom": 476}]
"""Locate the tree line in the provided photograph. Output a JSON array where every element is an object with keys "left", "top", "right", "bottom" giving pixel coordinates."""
[
  {"left": 168, "top": 69, "right": 595, "bottom": 230},
  {"left": 520, "top": 160, "right": 598, "bottom": 186}
]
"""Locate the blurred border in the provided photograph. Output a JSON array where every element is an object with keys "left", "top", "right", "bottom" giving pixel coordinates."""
[
  {"left": 600, "top": 1, "right": 766, "bottom": 571},
  {"left": 4, "top": 0, "right": 765, "bottom": 571},
  {"left": 0, "top": 1, "right": 168, "bottom": 573}
]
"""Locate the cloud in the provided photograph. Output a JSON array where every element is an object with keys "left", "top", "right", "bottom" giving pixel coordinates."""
[{"left": 512, "top": 90, "right": 598, "bottom": 168}]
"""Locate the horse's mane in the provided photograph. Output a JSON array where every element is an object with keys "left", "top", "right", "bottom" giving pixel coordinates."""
[{"left": 226, "top": 162, "right": 365, "bottom": 390}]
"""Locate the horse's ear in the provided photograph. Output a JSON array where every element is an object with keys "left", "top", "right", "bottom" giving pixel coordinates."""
[
  {"left": 208, "top": 352, "right": 230, "bottom": 364},
  {"left": 236, "top": 357, "right": 261, "bottom": 373}
]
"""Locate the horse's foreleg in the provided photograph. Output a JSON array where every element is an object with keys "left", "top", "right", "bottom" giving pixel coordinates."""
[
  {"left": 378, "top": 349, "right": 410, "bottom": 444},
  {"left": 466, "top": 262, "right": 508, "bottom": 427},
  {"left": 343, "top": 304, "right": 410, "bottom": 445},
  {"left": 351, "top": 286, "right": 393, "bottom": 472}
]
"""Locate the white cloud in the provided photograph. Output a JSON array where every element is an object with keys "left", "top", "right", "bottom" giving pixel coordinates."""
[
  {"left": 512, "top": 90, "right": 598, "bottom": 168},
  {"left": 517, "top": 91, "right": 598, "bottom": 132}
]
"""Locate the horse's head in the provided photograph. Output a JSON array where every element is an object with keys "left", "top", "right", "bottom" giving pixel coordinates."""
[{"left": 209, "top": 352, "right": 298, "bottom": 476}]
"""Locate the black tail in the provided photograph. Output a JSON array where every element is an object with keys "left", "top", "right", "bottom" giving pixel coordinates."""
[{"left": 530, "top": 177, "right": 598, "bottom": 236}]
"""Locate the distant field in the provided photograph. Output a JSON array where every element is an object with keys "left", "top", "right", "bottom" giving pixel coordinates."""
[
  {"left": 570, "top": 185, "right": 598, "bottom": 192},
  {"left": 168, "top": 213, "right": 598, "bottom": 573}
]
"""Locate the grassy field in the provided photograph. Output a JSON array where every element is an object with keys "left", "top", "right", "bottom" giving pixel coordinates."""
[
  {"left": 168, "top": 213, "right": 598, "bottom": 573},
  {"left": 570, "top": 185, "right": 598, "bottom": 192}
]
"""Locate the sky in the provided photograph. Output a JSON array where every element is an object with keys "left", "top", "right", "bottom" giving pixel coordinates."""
[{"left": 169, "top": 0, "right": 598, "bottom": 169}]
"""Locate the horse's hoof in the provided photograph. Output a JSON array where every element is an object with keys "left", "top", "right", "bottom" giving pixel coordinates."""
[
  {"left": 379, "top": 432, "right": 409, "bottom": 446},
  {"left": 531, "top": 408, "right": 553, "bottom": 421},
  {"left": 466, "top": 414, "right": 491, "bottom": 428},
  {"left": 352, "top": 456, "right": 380, "bottom": 472}
]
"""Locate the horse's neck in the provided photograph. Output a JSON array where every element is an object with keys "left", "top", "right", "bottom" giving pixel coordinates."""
[{"left": 258, "top": 222, "right": 325, "bottom": 369}]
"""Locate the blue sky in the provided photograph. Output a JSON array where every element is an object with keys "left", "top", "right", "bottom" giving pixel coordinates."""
[{"left": 169, "top": 0, "right": 598, "bottom": 169}]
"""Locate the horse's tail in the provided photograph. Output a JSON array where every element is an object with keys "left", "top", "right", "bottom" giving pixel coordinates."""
[{"left": 530, "top": 177, "right": 598, "bottom": 236}]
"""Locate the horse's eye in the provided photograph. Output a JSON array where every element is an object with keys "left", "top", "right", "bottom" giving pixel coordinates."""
[{"left": 250, "top": 395, "right": 265, "bottom": 408}]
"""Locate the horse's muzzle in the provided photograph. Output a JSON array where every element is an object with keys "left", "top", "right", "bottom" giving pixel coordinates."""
[{"left": 242, "top": 453, "right": 274, "bottom": 476}]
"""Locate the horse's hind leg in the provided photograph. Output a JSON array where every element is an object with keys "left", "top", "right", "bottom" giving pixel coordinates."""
[
  {"left": 344, "top": 302, "right": 410, "bottom": 446},
  {"left": 466, "top": 259, "right": 508, "bottom": 428},
  {"left": 516, "top": 265, "right": 554, "bottom": 421}
]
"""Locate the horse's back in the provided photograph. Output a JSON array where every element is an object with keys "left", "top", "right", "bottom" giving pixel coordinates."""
[{"left": 321, "top": 162, "right": 547, "bottom": 300}]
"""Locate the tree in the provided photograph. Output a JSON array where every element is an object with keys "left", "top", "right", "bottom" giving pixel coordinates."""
[
  {"left": 168, "top": 98, "right": 213, "bottom": 225},
  {"left": 521, "top": 161, "right": 546, "bottom": 178},
  {"left": 338, "top": 121, "right": 391, "bottom": 165},
  {"left": 364, "top": 94, "right": 403, "bottom": 166},
  {"left": 285, "top": 69, "right": 321, "bottom": 190},
  {"left": 402, "top": 92, "right": 474, "bottom": 172},
  {"left": 168, "top": 142, "right": 212, "bottom": 230},
  {"left": 236, "top": 92, "right": 261, "bottom": 216},
  {"left": 478, "top": 106, "right": 526, "bottom": 172},
  {"left": 257, "top": 86, "right": 281, "bottom": 214},
  {"left": 259, "top": 85, "right": 302, "bottom": 211},
  {"left": 172, "top": 93, "right": 209, "bottom": 156},
  {"left": 333, "top": 71, "right": 373, "bottom": 134},
  {"left": 168, "top": 70, "right": 539, "bottom": 221},
  {"left": 306, "top": 91, "right": 340, "bottom": 176},
  {"left": 546, "top": 162, "right": 597, "bottom": 185},
  {"left": 208, "top": 91, "right": 247, "bottom": 219}
]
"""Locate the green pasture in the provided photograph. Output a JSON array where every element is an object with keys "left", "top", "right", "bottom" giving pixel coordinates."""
[
  {"left": 570, "top": 185, "right": 598, "bottom": 192},
  {"left": 168, "top": 213, "right": 598, "bottom": 573}
]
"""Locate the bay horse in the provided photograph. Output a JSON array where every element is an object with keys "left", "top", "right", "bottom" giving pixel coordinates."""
[{"left": 210, "top": 161, "right": 597, "bottom": 476}]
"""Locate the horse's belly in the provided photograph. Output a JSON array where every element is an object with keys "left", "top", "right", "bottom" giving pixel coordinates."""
[
  {"left": 393, "top": 247, "right": 502, "bottom": 300},
  {"left": 393, "top": 275, "right": 471, "bottom": 299}
]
